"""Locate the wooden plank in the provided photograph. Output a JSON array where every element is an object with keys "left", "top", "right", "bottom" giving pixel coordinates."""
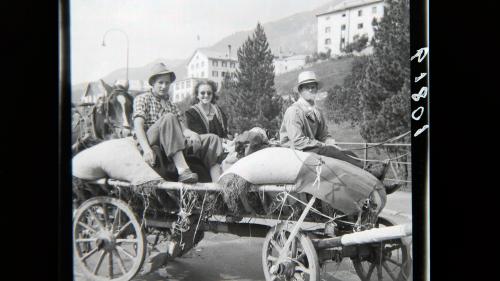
[{"left": 90, "top": 178, "right": 296, "bottom": 193}]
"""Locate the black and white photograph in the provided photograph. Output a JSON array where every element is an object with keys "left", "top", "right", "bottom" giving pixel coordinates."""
[{"left": 67, "top": 0, "right": 423, "bottom": 280}]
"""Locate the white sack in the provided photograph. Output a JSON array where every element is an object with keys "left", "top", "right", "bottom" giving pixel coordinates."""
[{"left": 72, "top": 137, "right": 163, "bottom": 185}]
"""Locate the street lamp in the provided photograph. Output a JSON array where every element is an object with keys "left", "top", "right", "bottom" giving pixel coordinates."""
[{"left": 102, "top": 28, "right": 129, "bottom": 82}]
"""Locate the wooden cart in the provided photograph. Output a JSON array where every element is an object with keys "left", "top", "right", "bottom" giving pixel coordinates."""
[{"left": 73, "top": 178, "right": 412, "bottom": 281}]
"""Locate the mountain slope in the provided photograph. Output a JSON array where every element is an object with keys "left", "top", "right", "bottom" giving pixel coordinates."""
[
  {"left": 207, "top": 0, "right": 344, "bottom": 56},
  {"left": 71, "top": 0, "right": 344, "bottom": 102},
  {"left": 101, "top": 58, "right": 187, "bottom": 84},
  {"left": 275, "top": 56, "right": 355, "bottom": 95}
]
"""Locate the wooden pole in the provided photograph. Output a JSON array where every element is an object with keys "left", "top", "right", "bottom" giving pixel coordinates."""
[{"left": 363, "top": 142, "right": 368, "bottom": 169}]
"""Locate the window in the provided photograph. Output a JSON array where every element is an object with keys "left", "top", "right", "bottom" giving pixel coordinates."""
[
  {"left": 222, "top": 61, "right": 227, "bottom": 67},
  {"left": 341, "top": 24, "right": 346, "bottom": 31},
  {"left": 372, "top": 6, "right": 377, "bottom": 14},
  {"left": 212, "top": 71, "right": 218, "bottom": 77},
  {"left": 221, "top": 71, "right": 225, "bottom": 77},
  {"left": 358, "top": 10, "right": 362, "bottom": 16},
  {"left": 181, "top": 81, "right": 184, "bottom": 89},
  {"left": 325, "top": 27, "right": 331, "bottom": 33},
  {"left": 230, "top": 62, "right": 235, "bottom": 68},
  {"left": 175, "top": 83, "right": 179, "bottom": 90},
  {"left": 325, "top": 38, "right": 331, "bottom": 45},
  {"left": 341, "top": 38, "right": 345, "bottom": 43},
  {"left": 353, "top": 35, "right": 359, "bottom": 41},
  {"left": 342, "top": 13, "right": 346, "bottom": 17},
  {"left": 358, "top": 23, "right": 363, "bottom": 29},
  {"left": 212, "top": 60, "right": 218, "bottom": 67}
]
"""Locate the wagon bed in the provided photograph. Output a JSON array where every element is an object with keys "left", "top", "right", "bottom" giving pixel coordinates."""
[{"left": 73, "top": 178, "right": 412, "bottom": 281}]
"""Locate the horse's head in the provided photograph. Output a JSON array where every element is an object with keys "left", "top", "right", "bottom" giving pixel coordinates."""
[{"left": 105, "top": 89, "right": 133, "bottom": 138}]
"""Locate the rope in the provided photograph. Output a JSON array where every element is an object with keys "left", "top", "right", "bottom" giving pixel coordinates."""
[
  {"left": 139, "top": 189, "right": 150, "bottom": 230},
  {"left": 193, "top": 188, "right": 208, "bottom": 245},
  {"left": 346, "top": 131, "right": 411, "bottom": 151},
  {"left": 311, "top": 162, "right": 323, "bottom": 190},
  {"left": 346, "top": 152, "right": 410, "bottom": 163}
]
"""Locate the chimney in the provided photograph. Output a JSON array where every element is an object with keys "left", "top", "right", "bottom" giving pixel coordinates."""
[{"left": 228, "top": 44, "right": 232, "bottom": 58}]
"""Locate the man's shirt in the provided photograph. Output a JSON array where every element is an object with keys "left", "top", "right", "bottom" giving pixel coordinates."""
[
  {"left": 279, "top": 98, "right": 331, "bottom": 150},
  {"left": 132, "top": 91, "right": 183, "bottom": 132}
]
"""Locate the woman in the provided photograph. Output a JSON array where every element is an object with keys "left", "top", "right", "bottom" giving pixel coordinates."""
[
  {"left": 133, "top": 64, "right": 224, "bottom": 183},
  {"left": 185, "top": 79, "right": 228, "bottom": 139}
]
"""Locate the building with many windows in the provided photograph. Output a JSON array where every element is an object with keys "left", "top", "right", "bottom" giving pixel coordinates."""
[
  {"left": 170, "top": 77, "right": 206, "bottom": 103},
  {"left": 186, "top": 48, "right": 238, "bottom": 90},
  {"left": 170, "top": 48, "right": 239, "bottom": 102},
  {"left": 316, "top": 0, "right": 385, "bottom": 56}
]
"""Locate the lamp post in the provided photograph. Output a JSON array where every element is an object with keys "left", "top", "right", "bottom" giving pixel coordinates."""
[{"left": 102, "top": 28, "right": 129, "bottom": 81}]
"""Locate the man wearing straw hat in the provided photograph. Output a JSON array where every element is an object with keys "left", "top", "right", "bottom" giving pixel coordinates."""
[
  {"left": 133, "top": 63, "right": 224, "bottom": 183},
  {"left": 279, "top": 71, "right": 368, "bottom": 171}
]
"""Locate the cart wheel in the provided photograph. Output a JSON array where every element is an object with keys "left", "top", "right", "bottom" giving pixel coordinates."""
[
  {"left": 73, "top": 197, "right": 146, "bottom": 281},
  {"left": 262, "top": 222, "right": 320, "bottom": 281},
  {"left": 351, "top": 217, "right": 412, "bottom": 281}
]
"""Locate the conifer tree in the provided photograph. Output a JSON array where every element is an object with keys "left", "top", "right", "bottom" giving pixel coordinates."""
[
  {"left": 324, "top": 0, "right": 410, "bottom": 143},
  {"left": 358, "top": 0, "right": 410, "bottom": 143},
  {"left": 228, "top": 23, "right": 283, "bottom": 134}
]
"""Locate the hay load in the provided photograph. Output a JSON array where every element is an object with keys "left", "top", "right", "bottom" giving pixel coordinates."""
[{"left": 219, "top": 147, "right": 386, "bottom": 217}]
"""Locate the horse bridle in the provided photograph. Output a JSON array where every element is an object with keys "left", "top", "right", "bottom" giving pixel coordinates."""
[{"left": 102, "top": 91, "right": 132, "bottom": 138}]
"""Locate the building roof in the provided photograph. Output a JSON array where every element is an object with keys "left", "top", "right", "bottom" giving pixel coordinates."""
[
  {"left": 187, "top": 48, "right": 238, "bottom": 64},
  {"left": 82, "top": 79, "right": 112, "bottom": 98},
  {"left": 316, "top": 0, "right": 384, "bottom": 17}
]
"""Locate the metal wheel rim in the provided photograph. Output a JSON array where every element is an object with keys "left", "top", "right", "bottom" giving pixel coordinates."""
[
  {"left": 262, "top": 222, "right": 320, "bottom": 281},
  {"left": 73, "top": 197, "right": 146, "bottom": 281},
  {"left": 351, "top": 218, "right": 412, "bottom": 281}
]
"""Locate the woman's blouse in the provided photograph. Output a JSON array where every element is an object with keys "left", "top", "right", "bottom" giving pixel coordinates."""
[{"left": 185, "top": 104, "right": 228, "bottom": 138}]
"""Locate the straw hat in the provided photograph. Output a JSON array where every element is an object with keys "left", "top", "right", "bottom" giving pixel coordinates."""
[
  {"left": 295, "top": 71, "right": 322, "bottom": 93},
  {"left": 148, "top": 63, "right": 176, "bottom": 86}
]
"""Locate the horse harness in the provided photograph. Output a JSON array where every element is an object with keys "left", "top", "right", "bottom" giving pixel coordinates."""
[
  {"left": 75, "top": 91, "right": 132, "bottom": 146},
  {"left": 101, "top": 91, "right": 132, "bottom": 138}
]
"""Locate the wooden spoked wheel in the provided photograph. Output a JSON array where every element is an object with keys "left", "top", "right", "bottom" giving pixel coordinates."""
[
  {"left": 262, "top": 222, "right": 320, "bottom": 281},
  {"left": 73, "top": 197, "right": 146, "bottom": 281},
  {"left": 351, "top": 217, "right": 412, "bottom": 281}
]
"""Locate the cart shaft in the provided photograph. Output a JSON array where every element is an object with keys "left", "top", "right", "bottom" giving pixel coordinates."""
[{"left": 314, "top": 223, "right": 412, "bottom": 249}]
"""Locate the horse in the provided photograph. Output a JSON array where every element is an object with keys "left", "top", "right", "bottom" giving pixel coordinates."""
[{"left": 72, "top": 88, "right": 134, "bottom": 154}]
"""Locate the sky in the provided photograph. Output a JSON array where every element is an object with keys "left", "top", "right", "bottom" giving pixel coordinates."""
[{"left": 69, "top": 0, "right": 333, "bottom": 84}]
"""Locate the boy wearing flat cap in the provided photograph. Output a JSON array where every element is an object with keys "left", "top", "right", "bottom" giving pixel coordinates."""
[{"left": 133, "top": 63, "right": 224, "bottom": 183}]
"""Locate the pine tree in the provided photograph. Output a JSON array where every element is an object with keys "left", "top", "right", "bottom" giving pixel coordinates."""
[
  {"left": 358, "top": 0, "right": 410, "bottom": 143},
  {"left": 323, "top": 0, "right": 410, "bottom": 143},
  {"left": 228, "top": 23, "right": 283, "bottom": 134}
]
